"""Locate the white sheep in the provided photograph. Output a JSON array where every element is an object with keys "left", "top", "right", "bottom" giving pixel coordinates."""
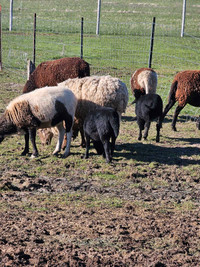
[
  {"left": 58, "top": 75, "right": 129, "bottom": 147},
  {"left": 130, "top": 68, "right": 157, "bottom": 97},
  {"left": 0, "top": 86, "right": 77, "bottom": 158}
]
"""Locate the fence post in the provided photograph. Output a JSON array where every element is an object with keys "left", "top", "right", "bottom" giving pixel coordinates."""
[
  {"left": 96, "top": 0, "right": 101, "bottom": 35},
  {"left": 148, "top": 17, "right": 156, "bottom": 68},
  {"left": 0, "top": 5, "right": 2, "bottom": 71},
  {"left": 33, "top": 13, "right": 36, "bottom": 65},
  {"left": 80, "top": 17, "right": 83, "bottom": 59},
  {"left": 27, "top": 60, "right": 35, "bottom": 80},
  {"left": 9, "top": 0, "right": 13, "bottom": 31},
  {"left": 181, "top": 0, "right": 186, "bottom": 37}
]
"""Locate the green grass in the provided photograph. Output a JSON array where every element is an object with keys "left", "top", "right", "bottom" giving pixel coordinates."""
[{"left": 0, "top": 0, "right": 200, "bottom": 117}]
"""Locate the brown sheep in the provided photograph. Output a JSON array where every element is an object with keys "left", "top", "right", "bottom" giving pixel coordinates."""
[
  {"left": 163, "top": 70, "right": 200, "bottom": 131},
  {"left": 23, "top": 57, "right": 90, "bottom": 93},
  {"left": 130, "top": 68, "right": 157, "bottom": 98}
]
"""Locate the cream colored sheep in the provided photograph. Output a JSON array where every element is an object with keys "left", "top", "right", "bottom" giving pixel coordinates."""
[{"left": 58, "top": 75, "right": 129, "bottom": 147}]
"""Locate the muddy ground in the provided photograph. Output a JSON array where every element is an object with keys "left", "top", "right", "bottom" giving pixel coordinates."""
[{"left": 0, "top": 85, "right": 199, "bottom": 266}]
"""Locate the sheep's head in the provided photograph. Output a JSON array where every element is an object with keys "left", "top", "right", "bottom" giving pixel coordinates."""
[{"left": 38, "top": 128, "right": 54, "bottom": 145}]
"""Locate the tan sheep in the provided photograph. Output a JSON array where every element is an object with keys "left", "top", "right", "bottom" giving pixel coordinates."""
[{"left": 130, "top": 67, "right": 157, "bottom": 97}]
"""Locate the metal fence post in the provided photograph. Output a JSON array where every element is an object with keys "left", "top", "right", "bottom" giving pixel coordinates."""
[
  {"left": 9, "top": 0, "right": 13, "bottom": 31},
  {"left": 148, "top": 17, "right": 156, "bottom": 68},
  {"left": 80, "top": 17, "right": 83, "bottom": 59},
  {"left": 96, "top": 0, "right": 101, "bottom": 35},
  {"left": 0, "top": 5, "right": 2, "bottom": 71},
  {"left": 33, "top": 13, "right": 36, "bottom": 65},
  {"left": 181, "top": 0, "right": 186, "bottom": 37}
]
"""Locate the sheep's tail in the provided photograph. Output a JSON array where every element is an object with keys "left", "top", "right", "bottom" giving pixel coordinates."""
[
  {"left": 168, "top": 80, "right": 178, "bottom": 101},
  {"left": 163, "top": 80, "right": 178, "bottom": 118},
  {"left": 109, "top": 111, "right": 120, "bottom": 138}
]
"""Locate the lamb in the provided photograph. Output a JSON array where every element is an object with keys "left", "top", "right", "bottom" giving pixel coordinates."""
[
  {"left": 0, "top": 86, "right": 77, "bottom": 158},
  {"left": 130, "top": 67, "right": 157, "bottom": 98},
  {"left": 163, "top": 70, "right": 200, "bottom": 131},
  {"left": 133, "top": 89, "right": 163, "bottom": 142},
  {"left": 23, "top": 57, "right": 90, "bottom": 93},
  {"left": 57, "top": 75, "right": 129, "bottom": 147},
  {"left": 83, "top": 107, "right": 120, "bottom": 163}
]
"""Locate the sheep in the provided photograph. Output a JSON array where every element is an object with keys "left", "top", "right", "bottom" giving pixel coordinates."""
[
  {"left": 133, "top": 89, "right": 163, "bottom": 142},
  {"left": 83, "top": 107, "right": 120, "bottom": 163},
  {"left": 130, "top": 67, "right": 157, "bottom": 97},
  {"left": 163, "top": 70, "right": 200, "bottom": 131},
  {"left": 58, "top": 75, "right": 129, "bottom": 147},
  {"left": 0, "top": 86, "right": 77, "bottom": 158},
  {"left": 23, "top": 57, "right": 90, "bottom": 93}
]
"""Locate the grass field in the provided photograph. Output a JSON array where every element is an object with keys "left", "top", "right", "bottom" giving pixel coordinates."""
[{"left": 0, "top": 1, "right": 200, "bottom": 266}]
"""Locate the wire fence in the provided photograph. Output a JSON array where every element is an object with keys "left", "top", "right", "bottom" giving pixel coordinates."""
[{"left": 0, "top": 1, "right": 200, "bottom": 118}]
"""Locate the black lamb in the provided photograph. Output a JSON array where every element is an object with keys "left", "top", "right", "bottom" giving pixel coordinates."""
[
  {"left": 134, "top": 89, "right": 163, "bottom": 142},
  {"left": 83, "top": 107, "right": 120, "bottom": 163}
]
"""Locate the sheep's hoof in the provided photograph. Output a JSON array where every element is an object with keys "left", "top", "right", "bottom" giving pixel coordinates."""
[
  {"left": 31, "top": 154, "right": 38, "bottom": 159},
  {"left": 21, "top": 151, "right": 28, "bottom": 156},
  {"left": 156, "top": 138, "right": 160, "bottom": 143},
  {"left": 62, "top": 152, "right": 70, "bottom": 158},
  {"left": 53, "top": 151, "right": 60, "bottom": 156},
  {"left": 106, "top": 158, "right": 112, "bottom": 163},
  {"left": 138, "top": 136, "right": 142, "bottom": 141},
  {"left": 172, "top": 126, "right": 177, "bottom": 131}
]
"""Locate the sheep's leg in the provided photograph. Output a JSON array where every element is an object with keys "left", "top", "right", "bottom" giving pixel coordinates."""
[
  {"left": 63, "top": 129, "right": 72, "bottom": 158},
  {"left": 156, "top": 115, "right": 163, "bottom": 142},
  {"left": 103, "top": 140, "right": 111, "bottom": 163},
  {"left": 53, "top": 123, "right": 65, "bottom": 156},
  {"left": 80, "top": 127, "right": 86, "bottom": 148},
  {"left": 21, "top": 131, "right": 29, "bottom": 156},
  {"left": 137, "top": 118, "right": 144, "bottom": 141},
  {"left": 163, "top": 99, "right": 176, "bottom": 120},
  {"left": 143, "top": 120, "right": 151, "bottom": 140},
  {"left": 172, "top": 105, "right": 185, "bottom": 131},
  {"left": 29, "top": 128, "right": 38, "bottom": 158},
  {"left": 111, "top": 136, "right": 116, "bottom": 156},
  {"left": 84, "top": 134, "right": 90, "bottom": 159}
]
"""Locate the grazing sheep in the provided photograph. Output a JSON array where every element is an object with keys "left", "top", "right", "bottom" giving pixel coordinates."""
[
  {"left": 130, "top": 68, "right": 157, "bottom": 97},
  {"left": 83, "top": 107, "right": 120, "bottom": 163},
  {"left": 134, "top": 89, "right": 163, "bottom": 142},
  {"left": 58, "top": 75, "right": 129, "bottom": 147},
  {"left": 163, "top": 70, "right": 200, "bottom": 131},
  {"left": 0, "top": 87, "right": 77, "bottom": 158},
  {"left": 23, "top": 57, "right": 90, "bottom": 93}
]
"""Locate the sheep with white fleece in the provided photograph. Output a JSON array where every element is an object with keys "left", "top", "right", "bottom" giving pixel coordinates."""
[
  {"left": 0, "top": 86, "right": 77, "bottom": 158},
  {"left": 58, "top": 75, "right": 129, "bottom": 147}
]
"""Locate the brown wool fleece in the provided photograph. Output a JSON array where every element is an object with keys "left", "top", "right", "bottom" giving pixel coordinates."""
[
  {"left": 23, "top": 57, "right": 90, "bottom": 93},
  {"left": 171, "top": 70, "right": 200, "bottom": 107}
]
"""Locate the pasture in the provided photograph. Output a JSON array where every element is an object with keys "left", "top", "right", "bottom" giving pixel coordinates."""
[{"left": 0, "top": 0, "right": 200, "bottom": 266}]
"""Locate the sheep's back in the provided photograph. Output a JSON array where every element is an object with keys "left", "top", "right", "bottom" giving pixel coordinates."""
[
  {"left": 173, "top": 70, "right": 200, "bottom": 107},
  {"left": 131, "top": 68, "right": 157, "bottom": 94},
  {"left": 59, "top": 75, "right": 129, "bottom": 119},
  {"left": 23, "top": 57, "right": 90, "bottom": 93}
]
